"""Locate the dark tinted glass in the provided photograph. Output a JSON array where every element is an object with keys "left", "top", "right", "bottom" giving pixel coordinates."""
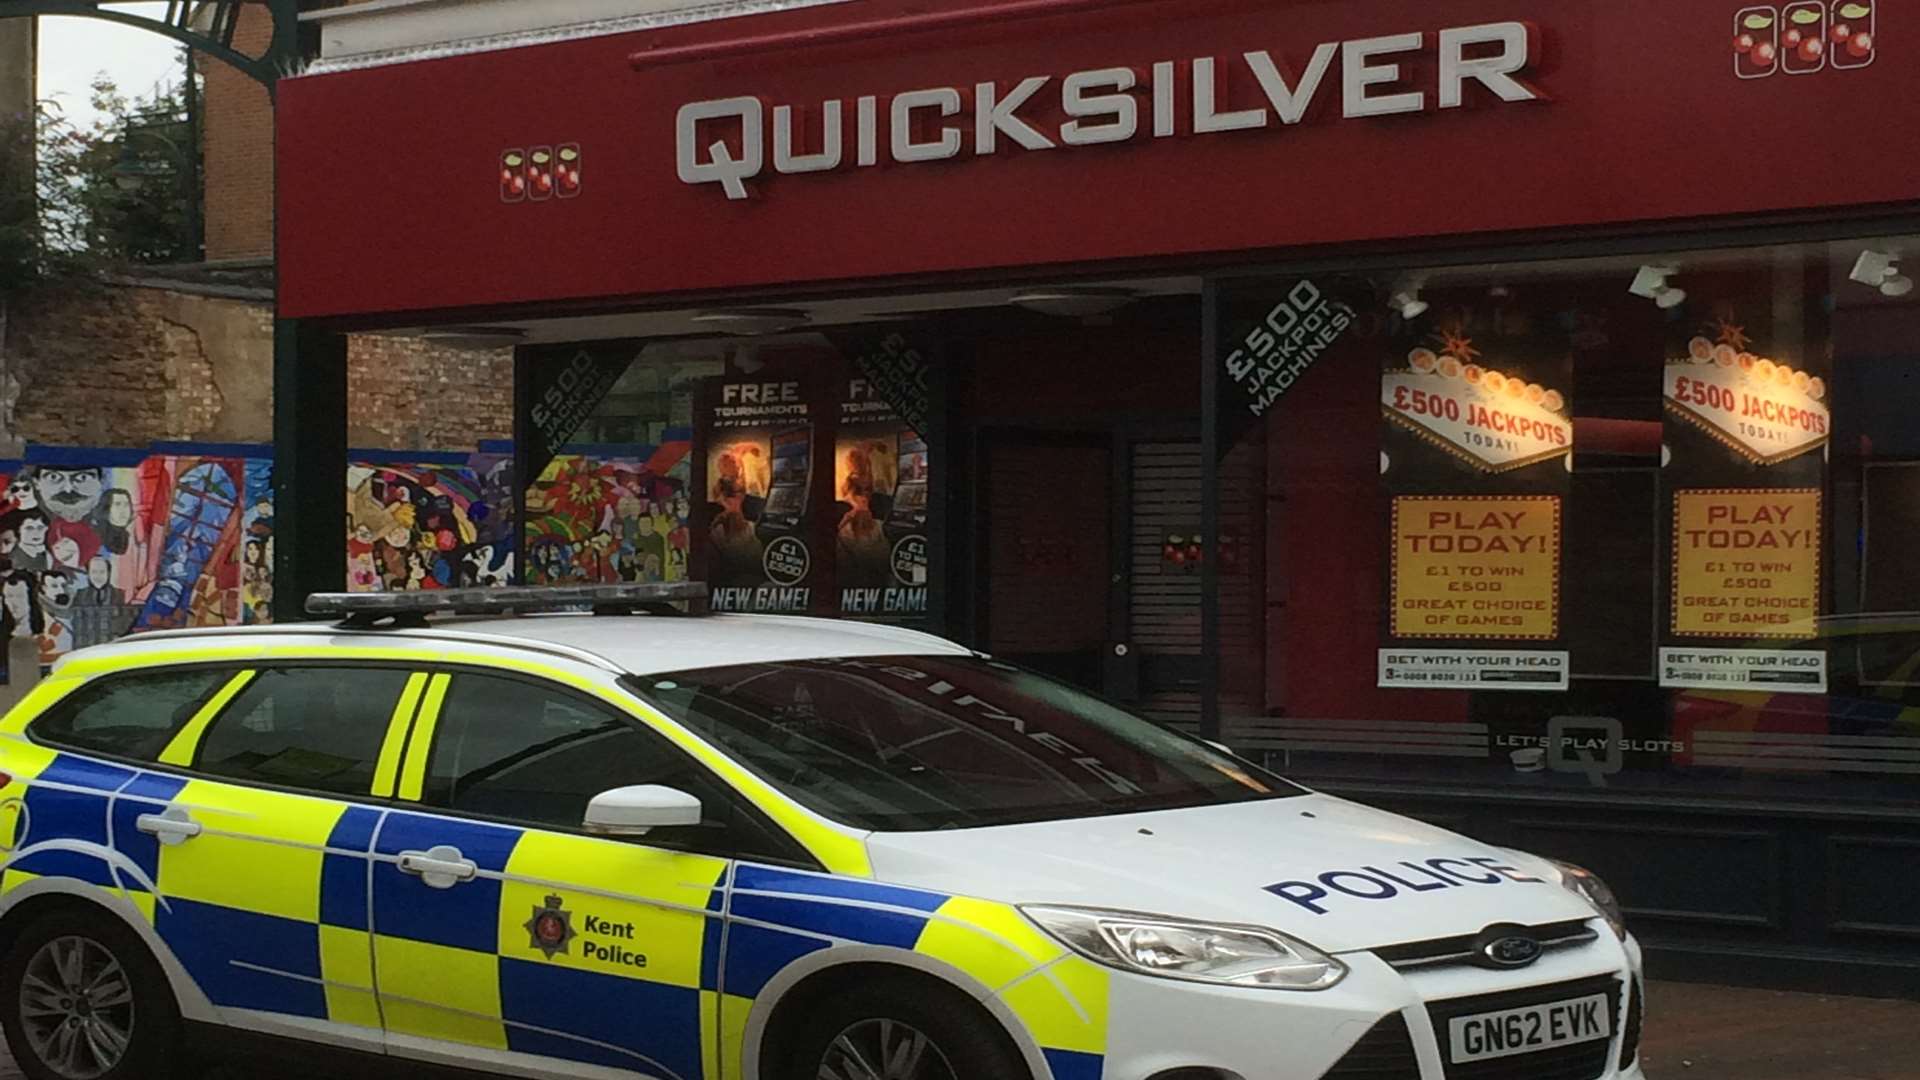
[
  {"left": 196, "top": 668, "right": 409, "bottom": 795},
  {"left": 629, "top": 656, "right": 1300, "bottom": 831},
  {"left": 30, "top": 669, "right": 230, "bottom": 761},
  {"left": 426, "top": 673, "right": 801, "bottom": 861}
]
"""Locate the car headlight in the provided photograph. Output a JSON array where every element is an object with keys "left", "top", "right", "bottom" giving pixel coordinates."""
[
  {"left": 1021, "top": 906, "right": 1345, "bottom": 991},
  {"left": 1552, "top": 860, "right": 1626, "bottom": 940}
]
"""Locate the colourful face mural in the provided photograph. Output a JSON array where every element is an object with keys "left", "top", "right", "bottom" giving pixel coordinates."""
[
  {"left": 525, "top": 452, "right": 692, "bottom": 586},
  {"left": 0, "top": 455, "right": 276, "bottom": 672},
  {"left": 345, "top": 454, "right": 515, "bottom": 593},
  {"left": 0, "top": 444, "right": 568, "bottom": 679}
]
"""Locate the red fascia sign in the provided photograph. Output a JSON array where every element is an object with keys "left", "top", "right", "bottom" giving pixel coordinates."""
[
  {"left": 676, "top": 21, "right": 1539, "bottom": 200},
  {"left": 276, "top": 0, "right": 1920, "bottom": 322}
]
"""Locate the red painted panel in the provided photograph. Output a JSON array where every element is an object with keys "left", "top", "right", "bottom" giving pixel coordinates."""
[{"left": 278, "top": 0, "right": 1920, "bottom": 320}]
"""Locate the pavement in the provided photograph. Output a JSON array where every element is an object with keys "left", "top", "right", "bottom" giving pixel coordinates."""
[{"left": 0, "top": 981, "right": 1913, "bottom": 1078}]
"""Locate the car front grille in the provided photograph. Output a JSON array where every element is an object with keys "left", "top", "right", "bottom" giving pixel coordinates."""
[
  {"left": 1426, "top": 974, "right": 1623, "bottom": 1080},
  {"left": 1372, "top": 919, "right": 1599, "bottom": 972},
  {"left": 1320, "top": 1012, "right": 1421, "bottom": 1079}
]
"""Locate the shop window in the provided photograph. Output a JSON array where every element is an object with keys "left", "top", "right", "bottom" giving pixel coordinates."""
[{"left": 1213, "top": 236, "right": 1920, "bottom": 804}]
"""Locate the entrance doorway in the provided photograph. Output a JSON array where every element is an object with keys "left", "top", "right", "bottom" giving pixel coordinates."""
[{"left": 976, "top": 431, "right": 1208, "bottom": 731}]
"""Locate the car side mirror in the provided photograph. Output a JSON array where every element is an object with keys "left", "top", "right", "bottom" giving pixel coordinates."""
[
  {"left": 1205, "top": 739, "right": 1234, "bottom": 756},
  {"left": 584, "top": 785, "right": 702, "bottom": 837}
]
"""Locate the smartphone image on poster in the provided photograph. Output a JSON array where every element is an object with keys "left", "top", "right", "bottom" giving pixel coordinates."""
[
  {"left": 1830, "top": 1, "right": 1875, "bottom": 68},
  {"left": 886, "top": 438, "right": 930, "bottom": 542},
  {"left": 1781, "top": 1, "right": 1828, "bottom": 72},
  {"left": 500, "top": 149, "right": 527, "bottom": 202},
  {"left": 527, "top": 146, "right": 555, "bottom": 201},
  {"left": 757, "top": 429, "right": 812, "bottom": 543}
]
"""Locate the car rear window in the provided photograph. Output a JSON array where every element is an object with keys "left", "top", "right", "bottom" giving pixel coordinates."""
[{"left": 29, "top": 669, "right": 232, "bottom": 762}]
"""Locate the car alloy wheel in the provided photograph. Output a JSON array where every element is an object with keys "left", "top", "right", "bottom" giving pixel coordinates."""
[
  {"left": 18, "top": 935, "right": 135, "bottom": 1080},
  {"left": 817, "top": 1017, "right": 958, "bottom": 1080}
]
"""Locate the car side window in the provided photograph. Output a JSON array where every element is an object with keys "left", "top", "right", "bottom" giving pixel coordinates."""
[
  {"left": 28, "top": 668, "right": 233, "bottom": 762},
  {"left": 424, "top": 672, "right": 806, "bottom": 863},
  {"left": 195, "top": 667, "right": 410, "bottom": 796}
]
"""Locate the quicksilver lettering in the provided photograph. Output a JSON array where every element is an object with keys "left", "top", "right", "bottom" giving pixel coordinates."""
[{"left": 675, "top": 22, "right": 1541, "bottom": 199}]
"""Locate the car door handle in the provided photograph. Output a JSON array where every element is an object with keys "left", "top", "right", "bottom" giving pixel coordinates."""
[
  {"left": 397, "top": 845, "right": 478, "bottom": 889},
  {"left": 135, "top": 807, "right": 202, "bottom": 847}
]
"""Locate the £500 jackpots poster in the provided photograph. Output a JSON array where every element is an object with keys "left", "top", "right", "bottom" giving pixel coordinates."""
[
  {"left": 1379, "top": 311, "right": 1573, "bottom": 691},
  {"left": 834, "top": 374, "right": 930, "bottom": 620},
  {"left": 1660, "top": 300, "right": 1828, "bottom": 693},
  {"left": 694, "top": 376, "right": 822, "bottom": 614}
]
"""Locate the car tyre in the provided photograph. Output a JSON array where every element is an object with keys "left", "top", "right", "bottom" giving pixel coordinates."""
[
  {"left": 0, "top": 908, "right": 184, "bottom": 1080},
  {"left": 783, "top": 979, "right": 1031, "bottom": 1080}
]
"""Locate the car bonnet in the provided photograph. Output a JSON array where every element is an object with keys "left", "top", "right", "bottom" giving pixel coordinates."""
[{"left": 862, "top": 792, "right": 1599, "bottom": 954}]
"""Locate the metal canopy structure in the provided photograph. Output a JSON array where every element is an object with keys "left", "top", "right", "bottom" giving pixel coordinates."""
[
  {"left": 1, "top": 0, "right": 344, "bottom": 624},
  {"left": 0, "top": 1, "right": 300, "bottom": 94}
]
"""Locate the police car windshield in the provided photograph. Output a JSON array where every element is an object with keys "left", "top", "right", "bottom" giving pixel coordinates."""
[{"left": 626, "top": 656, "right": 1302, "bottom": 831}]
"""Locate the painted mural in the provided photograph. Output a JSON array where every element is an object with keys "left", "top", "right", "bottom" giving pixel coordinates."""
[
  {"left": 525, "top": 446, "right": 692, "bottom": 586},
  {"left": 0, "top": 451, "right": 275, "bottom": 673},
  {"left": 346, "top": 453, "right": 515, "bottom": 592},
  {"left": 0, "top": 443, "right": 526, "bottom": 679}
]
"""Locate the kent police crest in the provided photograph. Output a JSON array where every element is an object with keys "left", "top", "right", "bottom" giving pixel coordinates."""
[{"left": 524, "top": 894, "right": 576, "bottom": 959}]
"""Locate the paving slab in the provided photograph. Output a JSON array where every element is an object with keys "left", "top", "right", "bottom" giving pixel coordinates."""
[{"left": 1640, "top": 981, "right": 1920, "bottom": 1079}]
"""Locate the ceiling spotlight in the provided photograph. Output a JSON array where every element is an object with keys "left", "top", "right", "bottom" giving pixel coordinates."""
[
  {"left": 690, "top": 308, "right": 811, "bottom": 335},
  {"left": 1851, "top": 250, "right": 1913, "bottom": 297},
  {"left": 1009, "top": 287, "right": 1135, "bottom": 317},
  {"left": 1388, "top": 277, "right": 1429, "bottom": 320},
  {"left": 1629, "top": 265, "right": 1686, "bottom": 310},
  {"left": 419, "top": 326, "right": 528, "bottom": 348}
]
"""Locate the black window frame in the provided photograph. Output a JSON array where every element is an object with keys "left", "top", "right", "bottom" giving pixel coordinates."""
[
  {"left": 25, "top": 664, "right": 244, "bottom": 766},
  {"left": 414, "top": 666, "right": 819, "bottom": 870}
]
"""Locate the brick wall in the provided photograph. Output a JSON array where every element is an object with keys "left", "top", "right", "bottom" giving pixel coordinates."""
[
  {"left": 2, "top": 3, "right": 516, "bottom": 453},
  {"left": 4, "top": 284, "right": 258, "bottom": 445},
  {"left": 347, "top": 333, "right": 515, "bottom": 448},
  {"left": 198, "top": 8, "right": 276, "bottom": 262},
  {"left": 3, "top": 284, "right": 513, "bottom": 450}
]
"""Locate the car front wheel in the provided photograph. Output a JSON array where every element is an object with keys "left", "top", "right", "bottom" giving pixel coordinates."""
[{"left": 785, "top": 980, "right": 1030, "bottom": 1080}]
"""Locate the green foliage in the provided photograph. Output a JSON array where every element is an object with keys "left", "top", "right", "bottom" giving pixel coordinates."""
[{"left": 0, "top": 61, "right": 200, "bottom": 295}]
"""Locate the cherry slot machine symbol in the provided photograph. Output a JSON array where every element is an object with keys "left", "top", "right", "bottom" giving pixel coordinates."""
[
  {"left": 500, "top": 149, "right": 527, "bottom": 202},
  {"left": 555, "top": 144, "right": 582, "bottom": 198},
  {"left": 1735, "top": 6, "right": 1780, "bottom": 78},
  {"left": 526, "top": 146, "right": 555, "bottom": 201},
  {"left": 1781, "top": 1, "right": 1828, "bottom": 72},
  {"left": 1829, "top": 1, "right": 1875, "bottom": 68}
]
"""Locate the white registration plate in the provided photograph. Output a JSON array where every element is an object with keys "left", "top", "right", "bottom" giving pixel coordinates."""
[{"left": 1448, "top": 993, "right": 1611, "bottom": 1064}]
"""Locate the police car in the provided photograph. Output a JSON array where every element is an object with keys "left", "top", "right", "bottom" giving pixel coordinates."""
[{"left": 0, "top": 585, "right": 1644, "bottom": 1080}]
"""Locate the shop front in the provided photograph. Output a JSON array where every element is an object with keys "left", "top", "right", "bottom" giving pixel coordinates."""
[{"left": 279, "top": 0, "right": 1920, "bottom": 990}]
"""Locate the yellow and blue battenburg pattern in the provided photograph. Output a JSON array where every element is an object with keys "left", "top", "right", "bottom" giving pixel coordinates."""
[{"left": 0, "top": 664, "right": 1112, "bottom": 1080}]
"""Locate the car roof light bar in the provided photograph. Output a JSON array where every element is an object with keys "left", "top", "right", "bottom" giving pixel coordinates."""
[{"left": 307, "top": 583, "right": 711, "bottom": 629}]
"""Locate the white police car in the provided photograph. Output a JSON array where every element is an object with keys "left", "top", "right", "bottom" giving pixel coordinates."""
[{"left": 0, "top": 585, "right": 1644, "bottom": 1080}]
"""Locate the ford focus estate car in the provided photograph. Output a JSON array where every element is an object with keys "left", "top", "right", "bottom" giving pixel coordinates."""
[{"left": 0, "top": 585, "right": 1644, "bottom": 1080}]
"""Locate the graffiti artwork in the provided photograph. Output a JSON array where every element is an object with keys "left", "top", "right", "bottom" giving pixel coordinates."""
[
  {"left": 346, "top": 454, "right": 515, "bottom": 592},
  {"left": 525, "top": 451, "right": 691, "bottom": 586},
  {"left": 0, "top": 451, "right": 275, "bottom": 671}
]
